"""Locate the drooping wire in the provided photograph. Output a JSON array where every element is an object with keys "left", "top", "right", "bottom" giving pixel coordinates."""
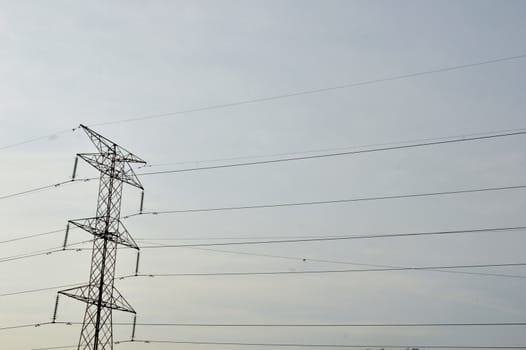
[
  {"left": 0, "top": 282, "right": 85, "bottom": 298},
  {"left": 112, "top": 339, "right": 526, "bottom": 349},
  {"left": 5, "top": 320, "right": 526, "bottom": 332},
  {"left": 139, "top": 127, "right": 526, "bottom": 169},
  {"left": 3, "top": 53, "right": 526, "bottom": 152},
  {"left": 0, "top": 229, "right": 64, "bottom": 245},
  {"left": 5, "top": 232, "right": 526, "bottom": 299},
  {"left": 88, "top": 53, "right": 526, "bottom": 127},
  {"left": 28, "top": 340, "right": 526, "bottom": 350},
  {"left": 0, "top": 239, "right": 92, "bottom": 264},
  {"left": 118, "top": 261, "right": 526, "bottom": 279},
  {"left": 4, "top": 224, "right": 526, "bottom": 255},
  {"left": 109, "top": 321, "right": 526, "bottom": 327},
  {"left": 3, "top": 259, "right": 525, "bottom": 300},
  {"left": 0, "top": 128, "right": 76, "bottom": 152},
  {"left": 133, "top": 225, "right": 526, "bottom": 247},
  {"left": 137, "top": 130, "right": 526, "bottom": 176},
  {"left": 151, "top": 245, "right": 526, "bottom": 280},
  {"left": 124, "top": 184, "right": 526, "bottom": 218},
  {"left": 0, "top": 322, "right": 53, "bottom": 332},
  {"left": 4, "top": 258, "right": 525, "bottom": 300},
  {"left": 0, "top": 178, "right": 94, "bottom": 202},
  {"left": 3, "top": 129, "right": 526, "bottom": 206},
  {"left": 10, "top": 320, "right": 526, "bottom": 328}
]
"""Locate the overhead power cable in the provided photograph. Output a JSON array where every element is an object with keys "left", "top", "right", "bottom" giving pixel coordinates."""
[
  {"left": 0, "top": 128, "right": 76, "bottom": 152},
  {"left": 0, "top": 239, "right": 92, "bottom": 264},
  {"left": 0, "top": 322, "right": 53, "bottom": 332},
  {"left": 5, "top": 250, "right": 526, "bottom": 300},
  {"left": 54, "top": 320, "right": 526, "bottom": 327},
  {"left": 8, "top": 224, "right": 525, "bottom": 254},
  {"left": 113, "top": 339, "right": 526, "bottom": 349},
  {"left": 0, "top": 178, "right": 93, "bottom": 202},
  {"left": 135, "top": 234, "right": 360, "bottom": 241},
  {"left": 0, "top": 226, "right": 80, "bottom": 247},
  {"left": 3, "top": 53, "right": 525, "bottom": 152},
  {"left": 137, "top": 130, "right": 526, "bottom": 176},
  {"left": 125, "top": 184, "right": 526, "bottom": 218},
  {"left": 4, "top": 252, "right": 526, "bottom": 299},
  {"left": 6, "top": 237, "right": 526, "bottom": 299},
  {"left": 0, "top": 229, "right": 64, "bottom": 245},
  {"left": 133, "top": 225, "right": 526, "bottom": 247},
  {"left": 120, "top": 261, "right": 526, "bottom": 278},
  {"left": 32, "top": 341, "right": 526, "bottom": 350},
  {"left": 88, "top": 53, "right": 526, "bottom": 127},
  {"left": 140, "top": 126, "right": 526, "bottom": 169},
  {"left": 0, "top": 248, "right": 65, "bottom": 264},
  {"left": 0, "top": 282, "right": 85, "bottom": 298},
  {"left": 4, "top": 320, "right": 526, "bottom": 333},
  {"left": 149, "top": 245, "right": 526, "bottom": 280},
  {"left": 3, "top": 128, "right": 526, "bottom": 205}
]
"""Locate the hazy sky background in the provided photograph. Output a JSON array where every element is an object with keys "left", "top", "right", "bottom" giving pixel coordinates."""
[{"left": 1, "top": 1, "right": 526, "bottom": 349}]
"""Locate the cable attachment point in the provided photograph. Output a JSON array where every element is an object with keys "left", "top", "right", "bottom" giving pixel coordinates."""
[
  {"left": 131, "top": 314, "right": 137, "bottom": 341},
  {"left": 135, "top": 251, "right": 141, "bottom": 276},
  {"left": 52, "top": 294, "right": 60, "bottom": 323},
  {"left": 62, "top": 223, "right": 70, "bottom": 250},
  {"left": 139, "top": 191, "right": 144, "bottom": 214},
  {"left": 72, "top": 156, "right": 79, "bottom": 180}
]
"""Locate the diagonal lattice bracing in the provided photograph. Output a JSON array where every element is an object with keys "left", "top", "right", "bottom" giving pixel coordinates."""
[{"left": 56, "top": 125, "right": 145, "bottom": 350}]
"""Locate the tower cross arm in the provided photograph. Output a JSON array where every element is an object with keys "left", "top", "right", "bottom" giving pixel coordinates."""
[
  {"left": 77, "top": 154, "right": 144, "bottom": 189},
  {"left": 79, "top": 124, "right": 146, "bottom": 165}
]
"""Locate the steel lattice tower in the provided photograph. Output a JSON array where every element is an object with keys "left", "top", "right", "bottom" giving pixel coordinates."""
[{"left": 57, "top": 125, "right": 145, "bottom": 350}]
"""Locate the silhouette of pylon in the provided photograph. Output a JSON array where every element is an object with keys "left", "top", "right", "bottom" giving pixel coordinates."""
[{"left": 56, "top": 124, "right": 145, "bottom": 350}]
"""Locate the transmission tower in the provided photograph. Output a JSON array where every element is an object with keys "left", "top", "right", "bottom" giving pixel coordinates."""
[{"left": 55, "top": 124, "right": 145, "bottom": 350}]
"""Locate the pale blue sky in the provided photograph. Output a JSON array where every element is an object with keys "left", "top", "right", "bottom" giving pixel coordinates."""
[{"left": 1, "top": 1, "right": 526, "bottom": 349}]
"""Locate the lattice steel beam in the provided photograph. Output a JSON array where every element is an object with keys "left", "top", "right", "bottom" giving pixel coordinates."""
[{"left": 55, "top": 125, "right": 145, "bottom": 350}]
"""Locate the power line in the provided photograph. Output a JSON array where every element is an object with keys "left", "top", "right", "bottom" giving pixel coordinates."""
[
  {"left": 116, "top": 321, "right": 526, "bottom": 327},
  {"left": 133, "top": 225, "right": 526, "bottom": 247},
  {"left": 88, "top": 53, "right": 526, "bottom": 127},
  {"left": 0, "top": 282, "right": 85, "bottom": 298},
  {"left": 4, "top": 320, "right": 526, "bottom": 332},
  {"left": 0, "top": 239, "right": 92, "bottom": 264},
  {"left": 140, "top": 126, "right": 526, "bottom": 169},
  {"left": 114, "top": 339, "right": 526, "bottom": 349},
  {"left": 136, "top": 227, "right": 526, "bottom": 279},
  {"left": 0, "top": 178, "right": 93, "bottom": 202},
  {"left": 0, "top": 128, "right": 76, "bottom": 152},
  {"left": 3, "top": 254, "right": 525, "bottom": 299},
  {"left": 0, "top": 229, "right": 64, "bottom": 245},
  {"left": 124, "top": 184, "right": 526, "bottom": 218},
  {"left": 32, "top": 341, "right": 526, "bottom": 350},
  {"left": 137, "top": 130, "right": 526, "bottom": 176},
  {"left": 135, "top": 234, "right": 358, "bottom": 241},
  {"left": 3, "top": 224, "right": 525, "bottom": 299},
  {"left": 6, "top": 224, "right": 525, "bottom": 255},
  {"left": 33, "top": 346, "right": 77, "bottom": 350},
  {"left": 0, "top": 248, "right": 65, "bottom": 264},
  {"left": 5, "top": 253, "right": 525, "bottom": 300},
  {"left": 6, "top": 243, "right": 526, "bottom": 299},
  {"left": 56, "top": 321, "right": 526, "bottom": 327},
  {"left": 0, "top": 322, "right": 53, "bottom": 332},
  {"left": 84, "top": 225, "right": 526, "bottom": 279},
  {"left": 3, "top": 53, "right": 525, "bottom": 152},
  {"left": 4, "top": 128, "right": 526, "bottom": 205},
  {"left": 120, "top": 261, "right": 526, "bottom": 278},
  {"left": 158, "top": 245, "right": 526, "bottom": 280}
]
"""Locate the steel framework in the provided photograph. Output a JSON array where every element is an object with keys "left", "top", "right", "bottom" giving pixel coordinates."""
[{"left": 57, "top": 124, "right": 145, "bottom": 350}]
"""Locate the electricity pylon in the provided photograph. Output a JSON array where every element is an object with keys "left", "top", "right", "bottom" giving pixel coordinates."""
[{"left": 56, "top": 124, "right": 145, "bottom": 350}]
